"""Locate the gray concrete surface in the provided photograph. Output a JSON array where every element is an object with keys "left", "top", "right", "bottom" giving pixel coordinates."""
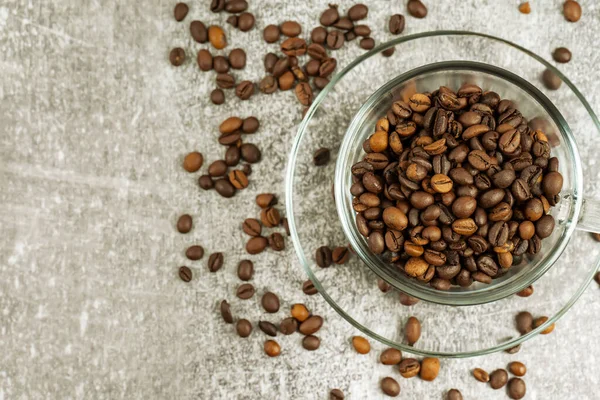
[{"left": 1, "top": 0, "right": 600, "bottom": 399}]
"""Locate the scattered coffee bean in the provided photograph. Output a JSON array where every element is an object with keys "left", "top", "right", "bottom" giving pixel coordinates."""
[
  {"left": 210, "top": 0, "right": 225, "bottom": 12},
  {"left": 242, "top": 116, "right": 259, "bottom": 133},
  {"left": 505, "top": 343, "right": 521, "bottom": 354},
  {"left": 186, "top": 245, "right": 204, "bottom": 261},
  {"left": 302, "top": 279, "right": 318, "bottom": 295},
  {"left": 263, "top": 24, "right": 281, "bottom": 43},
  {"left": 473, "top": 368, "right": 490, "bottom": 383},
  {"left": 220, "top": 299, "right": 233, "bottom": 323},
  {"left": 380, "top": 377, "right": 400, "bottom": 397},
  {"left": 261, "top": 207, "right": 280, "bottom": 227},
  {"left": 595, "top": 271, "right": 600, "bottom": 286},
  {"left": 295, "top": 82, "right": 313, "bottom": 106},
  {"left": 183, "top": 151, "right": 203, "bottom": 172},
  {"left": 225, "top": 0, "right": 247, "bottom": 13},
  {"left": 507, "top": 377, "right": 526, "bottom": 399},
  {"left": 174, "top": 3, "right": 189, "bottom": 21},
  {"left": 280, "top": 317, "right": 298, "bottom": 335},
  {"left": 354, "top": 25, "right": 371, "bottom": 37},
  {"left": 407, "top": 0, "right": 427, "bottom": 18},
  {"left": 314, "top": 77, "right": 330, "bottom": 89},
  {"left": 319, "top": 58, "right": 337, "bottom": 77},
  {"left": 236, "top": 283, "right": 255, "bottom": 299},
  {"left": 241, "top": 143, "right": 261, "bottom": 163},
  {"left": 226, "top": 15, "right": 238, "bottom": 27},
  {"left": 190, "top": 20, "right": 208, "bottom": 43},
  {"left": 516, "top": 285, "right": 534, "bottom": 297},
  {"left": 177, "top": 214, "right": 193, "bottom": 233},
  {"left": 215, "top": 178, "right": 236, "bottom": 198},
  {"left": 302, "top": 335, "right": 320, "bottom": 350},
  {"left": 208, "top": 160, "right": 227, "bottom": 177},
  {"left": 509, "top": 361, "right": 527, "bottom": 377},
  {"left": 210, "top": 88, "right": 225, "bottom": 105},
  {"left": 332, "top": 246, "right": 349, "bottom": 264},
  {"left": 348, "top": 4, "right": 368, "bottom": 21},
  {"left": 228, "top": 169, "right": 249, "bottom": 189},
  {"left": 316, "top": 246, "right": 333, "bottom": 268},
  {"left": 236, "top": 319, "right": 252, "bottom": 337},
  {"left": 311, "top": 27, "right": 328, "bottom": 44},
  {"left": 268, "top": 232, "right": 285, "bottom": 251},
  {"left": 563, "top": 0, "right": 581, "bottom": 22},
  {"left": 518, "top": 2, "right": 530, "bottom": 14},
  {"left": 533, "top": 316, "right": 555, "bottom": 334},
  {"left": 208, "top": 252, "right": 223, "bottom": 272},
  {"left": 320, "top": 5, "right": 339, "bottom": 26},
  {"left": 238, "top": 12, "right": 255, "bottom": 31},
  {"left": 399, "top": 292, "right": 420, "bottom": 305},
  {"left": 398, "top": 358, "right": 420, "bottom": 378},
  {"left": 420, "top": 357, "right": 440, "bottom": 381},
  {"left": 333, "top": 17, "right": 353, "bottom": 30},
  {"left": 243, "top": 218, "right": 261, "bottom": 236},
  {"left": 359, "top": 37, "right": 375, "bottom": 50},
  {"left": 516, "top": 311, "right": 533, "bottom": 334},
  {"left": 229, "top": 48, "right": 246, "bottom": 69},
  {"left": 256, "top": 193, "right": 277, "bottom": 208},
  {"left": 216, "top": 73, "right": 235, "bottom": 88},
  {"left": 197, "top": 49, "right": 213, "bottom": 71},
  {"left": 264, "top": 340, "right": 281, "bottom": 357},
  {"left": 542, "top": 69, "right": 561, "bottom": 90},
  {"left": 281, "top": 37, "right": 307, "bottom": 56},
  {"left": 553, "top": 47, "right": 572, "bottom": 63},
  {"left": 169, "top": 48, "right": 185, "bottom": 66},
  {"left": 352, "top": 336, "right": 370, "bottom": 354},
  {"left": 198, "top": 175, "right": 214, "bottom": 190},
  {"left": 264, "top": 53, "right": 279, "bottom": 73},
  {"left": 208, "top": 25, "right": 227, "bottom": 49},
  {"left": 236, "top": 260, "right": 254, "bottom": 282},
  {"left": 299, "top": 315, "right": 323, "bottom": 335},
  {"left": 447, "top": 389, "right": 463, "bottom": 400},
  {"left": 326, "top": 30, "right": 345, "bottom": 49},
  {"left": 380, "top": 348, "right": 402, "bottom": 365},
  {"left": 313, "top": 148, "right": 330, "bottom": 166},
  {"left": 405, "top": 316, "right": 421, "bottom": 345},
  {"left": 178, "top": 266, "right": 192, "bottom": 282},
  {"left": 330, "top": 389, "right": 344, "bottom": 400},
  {"left": 236, "top": 80, "right": 255, "bottom": 100},
  {"left": 246, "top": 236, "right": 268, "bottom": 254},
  {"left": 389, "top": 14, "right": 405, "bottom": 34},
  {"left": 291, "top": 304, "right": 310, "bottom": 322},
  {"left": 225, "top": 146, "right": 240, "bottom": 166},
  {"left": 281, "top": 21, "right": 301, "bottom": 37},
  {"left": 489, "top": 369, "right": 508, "bottom": 389},
  {"left": 262, "top": 292, "right": 280, "bottom": 313},
  {"left": 259, "top": 320, "right": 278, "bottom": 336}
]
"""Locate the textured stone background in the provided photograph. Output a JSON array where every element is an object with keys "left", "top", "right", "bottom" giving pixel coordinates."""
[{"left": 1, "top": 0, "right": 600, "bottom": 399}]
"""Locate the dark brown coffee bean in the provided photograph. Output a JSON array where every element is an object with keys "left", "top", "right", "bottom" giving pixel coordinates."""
[
  {"left": 169, "top": 48, "right": 185, "bottom": 66},
  {"left": 174, "top": 3, "right": 189, "bottom": 21},
  {"left": 237, "top": 259, "right": 253, "bottom": 281},
  {"left": 468, "top": 150, "right": 492, "bottom": 171},
  {"left": 563, "top": 0, "right": 581, "bottom": 22},
  {"left": 359, "top": 37, "right": 375, "bottom": 50},
  {"left": 507, "top": 378, "right": 526, "bottom": 399},
  {"left": 235, "top": 80, "right": 254, "bottom": 100},
  {"left": 280, "top": 20, "right": 301, "bottom": 37},
  {"left": 236, "top": 319, "right": 252, "bottom": 337},
  {"left": 208, "top": 160, "right": 227, "bottom": 177},
  {"left": 225, "top": 0, "right": 247, "bottom": 13},
  {"left": 329, "top": 389, "right": 344, "bottom": 400},
  {"left": 380, "top": 377, "right": 400, "bottom": 397},
  {"left": 447, "top": 389, "right": 463, "bottom": 400},
  {"left": 207, "top": 252, "right": 223, "bottom": 273},
  {"left": 216, "top": 73, "right": 235, "bottom": 89},
  {"left": 209, "top": 88, "right": 225, "bottom": 104},
  {"left": 326, "top": 30, "right": 345, "bottom": 49},
  {"left": 177, "top": 214, "right": 193, "bottom": 233},
  {"left": 279, "top": 317, "right": 298, "bottom": 335},
  {"left": 553, "top": 47, "right": 572, "bottom": 63},
  {"left": 263, "top": 24, "right": 281, "bottom": 43},
  {"left": 259, "top": 320, "right": 278, "bottom": 336},
  {"left": 299, "top": 315, "right": 323, "bottom": 335},
  {"left": 259, "top": 76, "right": 278, "bottom": 94},
  {"left": 353, "top": 24, "right": 371, "bottom": 37},
  {"left": 236, "top": 283, "right": 255, "bottom": 299},
  {"left": 225, "top": 15, "right": 238, "bottom": 27},
  {"left": 535, "top": 214, "right": 555, "bottom": 238},
  {"left": 240, "top": 143, "right": 261, "bottom": 163},
  {"left": 246, "top": 236, "right": 267, "bottom": 254},
  {"left": 219, "top": 299, "right": 233, "bottom": 323},
  {"left": 186, "top": 245, "right": 204, "bottom": 261},
  {"left": 302, "top": 335, "right": 320, "bottom": 350},
  {"left": 198, "top": 175, "right": 213, "bottom": 190},
  {"left": 542, "top": 69, "right": 562, "bottom": 90},
  {"left": 516, "top": 311, "right": 533, "bottom": 334},
  {"left": 268, "top": 232, "right": 285, "bottom": 251},
  {"left": 489, "top": 369, "right": 508, "bottom": 389},
  {"left": 213, "top": 55, "right": 229, "bottom": 73},
  {"left": 302, "top": 279, "right": 318, "bottom": 295},
  {"left": 264, "top": 53, "right": 279, "bottom": 73},
  {"left": 196, "top": 49, "right": 213, "bottom": 71},
  {"left": 210, "top": 0, "right": 225, "bottom": 12},
  {"left": 178, "top": 266, "right": 192, "bottom": 282},
  {"left": 190, "top": 21, "right": 208, "bottom": 44},
  {"left": 389, "top": 14, "right": 405, "bottom": 34},
  {"left": 235, "top": 12, "right": 253, "bottom": 31},
  {"left": 215, "top": 178, "right": 236, "bottom": 198},
  {"left": 407, "top": 0, "right": 427, "bottom": 18},
  {"left": 228, "top": 48, "right": 246, "bottom": 69},
  {"left": 316, "top": 246, "right": 333, "bottom": 268},
  {"left": 261, "top": 292, "right": 280, "bottom": 313}
]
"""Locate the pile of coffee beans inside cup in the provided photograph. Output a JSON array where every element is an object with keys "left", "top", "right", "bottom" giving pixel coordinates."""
[{"left": 350, "top": 84, "right": 563, "bottom": 289}]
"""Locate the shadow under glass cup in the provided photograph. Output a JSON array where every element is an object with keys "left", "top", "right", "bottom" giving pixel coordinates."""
[{"left": 336, "top": 61, "right": 583, "bottom": 306}]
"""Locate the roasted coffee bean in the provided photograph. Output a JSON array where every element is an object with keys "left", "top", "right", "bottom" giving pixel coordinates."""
[
  {"left": 329, "top": 389, "right": 344, "bottom": 400},
  {"left": 354, "top": 24, "right": 371, "bottom": 37},
  {"left": 236, "top": 319, "right": 252, "bottom": 337},
  {"left": 347, "top": 3, "right": 368, "bottom": 20},
  {"left": 208, "top": 252, "right": 223, "bottom": 272},
  {"left": 405, "top": 316, "right": 421, "bottom": 345},
  {"left": 301, "top": 334, "right": 320, "bottom": 350},
  {"left": 473, "top": 368, "right": 490, "bottom": 382},
  {"left": 332, "top": 247, "right": 349, "bottom": 264},
  {"left": 299, "top": 315, "right": 323, "bottom": 335},
  {"left": 302, "top": 279, "right": 318, "bottom": 295},
  {"left": 315, "top": 246, "right": 333, "bottom": 268},
  {"left": 228, "top": 169, "right": 248, "bottom": 189},
  {"left": 213, "top": 55, "right": 229, "bottom": 73},
  {"left": 320, "top": 5, "right": 339, "bottom": 26},
  {"left": 295, "top": 82, "right": 313, "bottom": 106},
  {"left": 281, "top": 37, "right": 307, "bottom": 56},
  {"left": 190, "top": 20, "right": 208, "bottom": 44},
  {"left": 507, "top": 378, "right": 526, "bottom": 399},
  {"left": 178, "top": 266, "right": 192, "bottom": 282},
  {"left": 319, "top": 58, "right": 337, "bottom": 78},
  {"left": 542, "top": 69, "right": 562, "bottom": 90},
  {"left": 235, "top": 80, "right": 254, "bottom": 100},
  {"left": 210, "top": 88, "right": 225, "bottom": 105},
  {"left": 216, "top": 73, "right": 235, "bottom": 89},
  {"left": 407, "top": 0, "right": 427, "bottom": 18},
  {"left": 420, "top": 358, "right": 440, "bottom": 382},
  {"left": 508, "top": 361, "right": 527, "bottom": 377},
  {"left": 258, "top": 76, "right": 277, "bottom": 94},
  {"left": 246, "top": 236, "right": 268, "bottom": 254},
  {"left": 516, "top": 311, "right": 533, "bottom": 334},
  {"left": 208, "top": 25, "right": 227, "bottom": 49},
  {"left": 563, "top": 0, "right": 581, "bottom": 22},
  {"left": 177, "top": 214, "right": 193, "bottom": 233},
  {"left": 237, "top": 259, "right": 254, "bottom": 281},
  {"left": 326, "top": 30, "right": 345, "bottom": 49},
  {"left": 185, "top": 245, "right": 204, "bottom": 261},
  {"left": 447, "top": 389, "right": 463, "bottom": 400},
  {"left": 210, "top": 0, "right": 225, "bottom": 12},
  {"left": 264, "top": 340, "right": 281, "bottom": 357},
  {"left": 219, "top": 299, "right": 234, "bottom": 323},
  {"left": 278, "top": 71, "right": 295, "bottom": 90},
  {"left": 472, "top": 271, "right": 492, "bottom": 284},
  {"left": 263, "top": 24, "right": 281, "bottom": 43},
  {"left": 197, "top": 49, "right": 213, "bottom": 71},
  {"left": 352, "top": 336, "right": 371, "bottom": 354},
  {"left": 256, "top": 193, "right": 277, "bottom": 209},
  {"left": 380, "top": 377, "right": 400, "bottom": 397},
  {"left": 261, "top": 292, "right": 280, "bottom": 313},
  {"left": 174, "top": 3, "right": 189, "bottom": 21},
  {"left": 333, "top": 17, "right": 353, "bottom": 30},
  {"left": 169, "top": 47, "right": 186, "bottom": 66},
  {"left": 398, "top": 358, "right": 421, "bottom": 378},
  {"left": 258, "top": 320, "right": 278, "bottom": 337},
  {"left": 228, "top": 48, "right": 246, "bottom": 69},
  {"left": 280, "top": 20, "right": 301, "bottom": 37},
  {"left": 268, "top": 232, "right": 285, "bottom": 251},
  {"left": 380, "top": 348, "right": 402, "bottom": 365},
  {"left": 489, "top": 369, "right": 508, "bottom": 389},
  {"left": 260, "top": 207, "right": 280, "bottom": 228},
  {"left": 359, "top": 37, "right": 375, "bottom": 50},
  {"left": 264, "top": 53, "right": 279, "bottom": 74},
  {"left": 236, "top": 283, "right": 255, "bottom": 299},
  {"left": 215, "top": 178, "right": 236, "bottom": 197},
  {"left": 389, "top": 14, "right": 405, "bottom": 34},
  {"left": 533, "top": 316, "right": 555, "bottom": 334}
]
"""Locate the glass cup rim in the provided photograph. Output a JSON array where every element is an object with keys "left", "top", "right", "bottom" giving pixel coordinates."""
[
  {"left": 285, "top": 30, "right": 600, "bottom": 357},
  {"left": 335, "top": 60, "right": 584, "bottom": 306}
]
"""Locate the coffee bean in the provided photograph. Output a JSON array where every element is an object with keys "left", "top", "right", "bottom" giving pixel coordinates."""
[
  {"left": 235, "top": 80, "right": 254, "bottom": 100},
  {"left": 238, "top": 12, "right": 254, "bottom": 31},
  {"left": 240, "top": 143, "right": 261, "bottom": 163},
  {"left": 405, "top": 316, "right": 421, "bottom": 345},
  {"left": 515, "top": 311, "right": 533, "bottom": 334},
  {"left": 542, "top": 69, "right": 561, "bottom": 90},
  {"left": 299, "top": 315, "right": 323, "bottom": 335},
  {"left": 229, "top": 170, "right": 249, "bottom": 189},
  {"left": 348, "top": 4, "right": 368, "bottom": 21},
  {"left": 381, "top": 46, "right": 395, "bottom": 57},
  {"left": 178, "top": 266, "right": 192, "bottom": 282},
  {"left": 260, "top": 292, "right": 279, "bottom": 313},
  {"left": 535, "top": 214, "right": 555, "bottom": 238},
  {"left": 380, "top": 348, "right": 402, "bottom": 365},
  {"left": 169, "top": 48, "right": 185, "bottom": 66},
  {"left": 447, "top": 389, "right": 463, "bottom": 400},
  {"left": 268, "top": 232, "right": 285, "bottom": 251},
  {"left": 316, "top": 246, "right": 333, "bottom": 268},
  {"left": 359, "top": 37, "right": 375, "bottom": 50},
  {"left": 533, "top": 316, "right": 555, "bottom": 334},
  {"left": 281, "top": 21, "right": 301, "bottom": 37},
  {"left": 389, "top": 14, "right": 405, "bottom": 34},
  {"left": 258, "top": 76, "right": 277, "bottom": 94},
  {"left": 505, "top": 343, "right": 521, "bottom": 354},
  {"left": 407, "top": 0, "right": 427, "bottom": 18},
  {"left": 208, "top": 25, "right": 227, "bottom": 49},
  {"left": 352, "top": 336, "right": 370, "bottom": 354},
  {"left": 236, "top": 283, "right": 255, "bottom": 300},
  {"left": 489, "top": 369, "right": 508, "bottom": 389},
  {"left": 281, "top": 37, "right": 307, "bottom": 56},
  {"left": 329, "top": 389, "right": 344, "bottom": 400},
  {"left": 207, "top": 252, "right": 223, "bottom": 273},
  {"left": 215, "top": 178, "right": 236, "bottom": 198},
  {"left": 182, "top": 151, "right": 203, "bottom": 173},
  {"left": 186, "top": 245, "right": 204, "bottom": 261},
  {"left": 177, "top": 214, "right": 193, "bottom": 233},
  {"left": 236, "top": 259, "right": 254, "bottom": 281},
  {"left": 264, "top": 53, "right": 279, "bottom": 73},
  {"left": 258, "top": 320, "right": 278, "bottom": 336},
  {"left": 210, "top": 0, "right": 225, "bottom": 12},
  {"left": 326, "top": 30, "right": 345, "bottom": 49},
  {"left": 219, "top": 299, "right": 233, "bottom": 323},
  {"left": 264, "top": 340, "right": 281, "bottom": 357},
  {"left": 398, "top": 358, "right": 421, "bottom": 378},
  {"left": 228, "top": 48, "right": 246, "bottom": 69},
  {"left": 198, "top": 175, "right": 213, "bottom": 190},
  {"left": 507, "top": 378, "right": 526, "bottom": 399},
  {"left": 278, "top": 70, "right": 295, "bottom": 90},
  {"left": 216, "top": 73, "right": 235, "bottom": 89},
  {"left": 260, "top": 207, "right": 280, "bottom": 228},
  {"left": 295, "top": 82, "right": 313, "bottom": 106},
  {"left": 213, "top": 55, "right": 229, "bottom": 73},
  {"left": 332, "top": 247, "right": 349, "bottom": 264},
  {"left": 245, "top": 235, "right": 267, "bottom": 254},
  {"left": 516, "top": 284, "right": 534, "bottom": 297},
  {"left": 256, "top": 193, "right": 277, "bottom": 209},
  {"left": 236, "top": 319, "right": 252, "bottom": 337},
  {"left": 190, "top": 21, "right": 208, "bottom": 44},
  {"left": 507, "top": 361, "right": 527, "bottom": 377},
  {"left": 174, "top": 3, "right": 189, "bottom": 21},
  {"left": 563, "top": 0, "right": 581, "bottom": 22},
  {"left": 302, "top": 279, "right": 318, "bottom": 295},
  {"left": 196, "top": 49, "right": 213, "bottom": 71},
  {"left": 553, "top": 47, "right": 572, "bottom": 63},
  {"left": 263, "top": 24, "right": 281, "bottom": 44},
  {"left": 380, "top": 377, "right": 400, "bottom": 397},
  {"left": 302, "top": 335, "right": 320, "bottom": 351},
  {"left": 209, "top": 88, "right": 225, "bottom": 104},
  {"left": 420, "top": 358, "right": 440, "bottom": 381},
  {"left": 354, "top": 25, "right": 371, "bottom": 37},
  {"left": 473, "top": 368, "right": 490, "bottom": 382},
  {"left": 242, "top": 218, "right": 261, "bottom": 237}
]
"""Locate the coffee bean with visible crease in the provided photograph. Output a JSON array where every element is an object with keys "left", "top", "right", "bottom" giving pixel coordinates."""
[
  {"left": 236, "top": 283, "right": 255, "bottom": 299},
  {"left": 326, "top": 30, "right": 345, "bottom": 49},
  {"left": 242, "top": 218, "right": 261, "bottom": 236},
  {"left": 178, "top": 266, "right": 192, "bottom": 282},
  {"left": 281, "top": 37, "right": 307, "bottom": 56},
  {"left": 220, "top": 300, "right": 233, "bottom": 323},
  {"left": 216, "top": 73, "right": 235, "bottom": 89},
  {"left": 207, "top": 252, "right": 223, "bottom": 272},
  {"left": 389, "top": 14, "right": 405, "bottom": 34},
  {"left": 316, "top": 246, "right": 333, "bottom": 268},
  {"left": 259, "top": 320, "right": 278, "bottom": 336},
  {"left": 210, "top": 0, "right": 225, "bottom": 12},
  {"left": 302, "top": 280, "right": 318, "bottom": 295},
  {"left": 407, "top": 0, "right": 427, "bottom": 18},
  {"left": 268, "top": 232, "right": 285, "bottom": 251},
  {"left": 236, "top": 81, "right": 254, "bottom": 100}
]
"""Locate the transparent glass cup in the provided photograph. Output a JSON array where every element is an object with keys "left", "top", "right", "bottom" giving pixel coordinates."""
[{"left": 336, "top": 61, "right": 600, "bottom": 305}]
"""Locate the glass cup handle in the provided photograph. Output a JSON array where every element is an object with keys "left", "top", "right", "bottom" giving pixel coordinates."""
[{"left": 576, "top": 197, "right": 600, "bottom": 233}]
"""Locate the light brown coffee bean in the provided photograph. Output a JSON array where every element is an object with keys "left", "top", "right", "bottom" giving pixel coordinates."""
[{"left": 352, "top": 336, "right": 371, "bottom": 354}]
